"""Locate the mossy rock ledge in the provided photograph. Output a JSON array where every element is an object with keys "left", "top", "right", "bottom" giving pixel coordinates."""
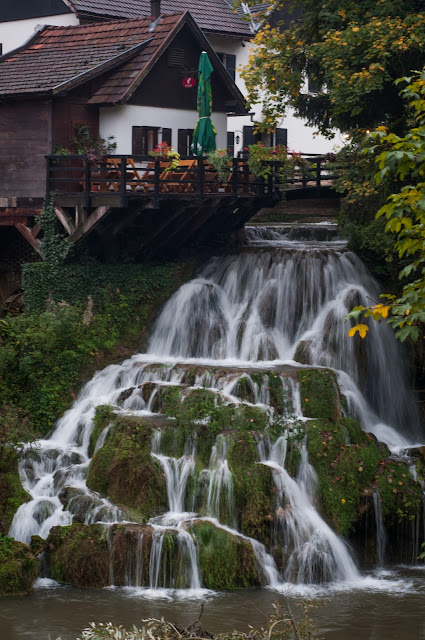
[
  {"left": 0, "top": 534, "right": 38, "bottom": 596},
  {"left": 86, "top": 415, "right": 168, "bottom": 521},
  {"left": 0, "top": 448, "right": 30, "bottom": 535},
  {"left": 39, "top": 366, "right": 425, "bottom": 584},
  {"left": 298, "top": 369, "right": 424, "bottom": 563}
]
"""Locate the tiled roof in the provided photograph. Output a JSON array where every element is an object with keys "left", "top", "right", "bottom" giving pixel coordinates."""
[
  {"left": 68, "top": 0, "right": 253, "bottom": 36},
  {"left": 0, "top": 14, "right": 183, "bottom": 98}
]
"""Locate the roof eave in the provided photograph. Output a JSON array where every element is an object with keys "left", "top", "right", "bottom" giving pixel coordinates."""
[
  {"left": 52, "top": 38, "right": 152, "bottom": 95},
  {"left": 117, "top": 11, "right": 248, "bottom": 112},
  {"left": 109, "top": 13, "right": 189, "bottom": 105}
]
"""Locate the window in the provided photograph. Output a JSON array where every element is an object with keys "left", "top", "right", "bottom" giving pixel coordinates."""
[
  {"left": 217, "top": 53, "right": 236, "bottom": 81},
  {"left": 308, "top": 77, "right": 323, "bottom": 94},
  {"left": 178, "top": 129, "right": 194, "bottom": 156},
  {"left": 132, "top": 126, "right": 159, "bottom": 155}
]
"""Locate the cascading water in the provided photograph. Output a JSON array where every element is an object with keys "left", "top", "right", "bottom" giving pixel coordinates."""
[
  {"left": 148, "top": 226, "right": 422, "bottom": 448},
  {"left": 373, "top": 491, "right": 387, "bottom": 568},
  {"left": 8, "top": 222, "right": 425, "bottom": 594},
  {"left": 258, "top": 434, "right": 359, "bottom": 584}
]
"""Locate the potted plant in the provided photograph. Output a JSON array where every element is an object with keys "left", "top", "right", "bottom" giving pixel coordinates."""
[
  {"left": 149, "top": 142, "right": 180, "bottom": 171},
  {"left": 248, "top": 143, "right": 290, "bottom": 183},
  {"left": 205, "top": 148, "right": 232, "bottom": 181}
]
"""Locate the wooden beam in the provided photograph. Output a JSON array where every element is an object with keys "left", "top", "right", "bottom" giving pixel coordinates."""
[
  {"left": 75, "top": 205, "right": 87, "bottom": 228},
  {"left": 70, "top": 206, "right": 111, "bottom": 242},
  {"left": 54, "top": 206, "right": 76, "bottom": 236},
  {"left": 15, "top": 223, "right": 43, "bottom": 257}
]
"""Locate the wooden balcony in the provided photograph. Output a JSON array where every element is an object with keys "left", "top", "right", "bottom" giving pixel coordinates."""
[
  {"left": 46, "top": 154, "right": 337, "bottom": 208},
  {"left": 1, "top": 154, "right": 338, "bottom": 259}
]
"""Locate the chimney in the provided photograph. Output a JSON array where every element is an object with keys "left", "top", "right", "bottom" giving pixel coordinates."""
[{"left": 151, "top": 0, "right": 161, "bottom": 20}]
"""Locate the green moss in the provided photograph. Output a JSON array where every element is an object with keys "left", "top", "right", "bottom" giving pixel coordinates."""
[
  {"left": 285, "top": 444, "right": 302, "bottom": 478},
  {"left": 86, "top": 414, "right": 167, "bottom": 520},
  {"left": 232, "top": 376, "right": 257, "bottom": 403},
  {"left": 228, "top": 432, "right": 274, "bottom": 541},
  {"left": 298, "top": 369, "right": 341, "bottom": 422},
  {"left": 46, "top": 524, "right": 109, "bottom": 587},
  {"left": 0, "top": 534, "right": 38, "bottom": 596},
  {"left": 88, "top": 405, "right": 115, "bottom": 457},
  {"left": 267, "top": 373, "right": 291, "bottom": 414},
  {"left": 0, "top": 448, "right": 30, "bottom": 535},
  {"left": 193, "top": 521, "right": 260, "bottom": 589},
  {"left": 0, "top": 260, "right": 196, "bottom": 437},
  {"left": 305, "top": 416, "right": 422, "bottom": 536},
  {"left": 153, "top": 386, "right": 183, "bottom": 416},
  {"left": 376, "top": 461, "right": 423, "bottom": 523}
]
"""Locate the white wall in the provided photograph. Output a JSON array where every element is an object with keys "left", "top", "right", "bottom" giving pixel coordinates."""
[
  {"left": 0, "top": 14, "right": 79, "bottom": 54},
  {"left": 99, "top": 105, "right": 227, "bottom": 154},
  {"left": 207, "top": 36, "right": 339, "bottom": 155}
]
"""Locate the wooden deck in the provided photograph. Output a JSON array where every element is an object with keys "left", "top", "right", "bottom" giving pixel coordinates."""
[
  {"left": 0, "top": 154, "right": 338, "bottom": 259},
  {"left": 46, "top": 154, "right": 336, "bottom": 208}
]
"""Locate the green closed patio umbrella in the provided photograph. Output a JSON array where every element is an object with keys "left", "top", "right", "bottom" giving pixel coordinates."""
[{"left": 190, "top": 51, "right": 217, "bottom": 156}]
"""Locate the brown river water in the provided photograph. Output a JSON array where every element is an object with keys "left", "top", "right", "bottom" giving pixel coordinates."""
[{"left": 2, "top": 568, "right": 425, "bottom": 640}]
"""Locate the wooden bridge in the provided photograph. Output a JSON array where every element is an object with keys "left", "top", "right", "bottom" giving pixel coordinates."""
[{"left": 1, "top": 154, "right": 338, "bottom": 259}]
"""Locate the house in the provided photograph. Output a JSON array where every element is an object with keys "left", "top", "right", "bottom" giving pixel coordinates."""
[
  {"left": 0, "top": 9, "right": 246, "bottom": 201},
  {"left": 0, "top": 0, "right": 337, "bottom": 154}
]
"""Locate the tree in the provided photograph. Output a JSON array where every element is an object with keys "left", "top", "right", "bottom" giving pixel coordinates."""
[
  {"left": 348, "top": 70, "right": 425, "bottom": 342},
  {"left": 238, "top": 0, "right": 425, "bottom": 135}
]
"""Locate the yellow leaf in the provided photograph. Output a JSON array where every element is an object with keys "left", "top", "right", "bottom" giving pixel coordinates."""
[
  {"left": 372, "top": 304, "right": 390, "bottom": 318},
  {"left": 348, "top": 324, "right": 369, "bottom": 339}
]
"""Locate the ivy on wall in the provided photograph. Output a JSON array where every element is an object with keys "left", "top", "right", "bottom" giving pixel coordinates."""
[
  {"left": 1, "top": 260, "right": 196, "bottom": 436},
  {"left": 22, "top": 262, "right": 184, "bottom": 312}
]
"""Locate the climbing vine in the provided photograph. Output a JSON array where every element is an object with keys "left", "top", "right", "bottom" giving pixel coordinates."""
[{"left": 40, "top": 195, "right": 72, "bottom": 266}]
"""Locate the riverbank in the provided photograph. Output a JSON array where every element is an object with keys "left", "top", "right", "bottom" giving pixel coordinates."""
[{"left": 2, "top": 568, "right": 425, "bottom": 640}]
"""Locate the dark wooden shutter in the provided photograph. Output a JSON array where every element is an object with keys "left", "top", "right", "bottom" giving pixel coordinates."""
[
  {"left": 162, "top": 128, "right": 172, "bottom": 146},
  {"left": 276, "top": 128, "right": 288, "bottom": 147},
  {"left": 227, "top": 131, "right": 235, "bottom": 155},
  {"left": 243, "top": 126, "right": 254, "bottom": 148},
  {"left": 178, "top": 129, "right": 187, "bottom": 155},
  {"left": 132, "top": 126, "right": 144, "bottom": 154},
  {"left": 226, "top": 54, "right": 236, "bottom": 81}
]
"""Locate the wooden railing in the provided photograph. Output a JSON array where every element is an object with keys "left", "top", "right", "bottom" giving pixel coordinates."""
[{"left": 46, "top": 154, "right": 337, "bottom": 206}]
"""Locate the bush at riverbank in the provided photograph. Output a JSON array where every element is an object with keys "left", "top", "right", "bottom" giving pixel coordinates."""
[
  {"left": 0, "top": 260, "right": 196, "bottom": 438},
  {"left": 0, "top": 534, "right": 38, "bottom": 596}
]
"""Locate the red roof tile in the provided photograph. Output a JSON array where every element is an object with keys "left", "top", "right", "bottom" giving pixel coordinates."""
[
  {"left": 68, "top": 0, "right": 253, "bottom": 37},
  {"left": 0, "top": 14, "right": 184, "bottom": 98}
]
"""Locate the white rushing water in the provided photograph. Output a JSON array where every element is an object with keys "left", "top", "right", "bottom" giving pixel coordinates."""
[{"left": 8, "top": 223, "right": 425, "bottom": 594}]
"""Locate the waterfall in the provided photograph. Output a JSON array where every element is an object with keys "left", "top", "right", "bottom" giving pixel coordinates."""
[
  {"left": 258, "top": 435, "right": 359, "bottom": 584},
  {"left": 8, "top": 222, "right": 425, "bottom": 593},
  {"left": 373, "top": 492, "right": 387, "bottom": 568},
  {"left": 148, "top": 229, "right": 422, "bottom": 447},
  {"left": 206, "top": 435, "right": 235, "bottom": 527}
]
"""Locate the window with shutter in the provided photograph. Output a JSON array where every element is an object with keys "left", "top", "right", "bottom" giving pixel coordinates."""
[
  {"left": 132, "top": 126, "right": 159, "bottom": 155},
  {"left": 178, "top": 129, "right": 194, "bottom": 155},
  {"left": 217, "top": 53, "right": 236, "bottom": 81}
]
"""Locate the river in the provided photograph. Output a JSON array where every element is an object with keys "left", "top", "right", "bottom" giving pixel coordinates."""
[
  {"left": 2, "top": 568, "right": 425, "bottom": 640},
  {"left": 3, "top": 222, "right": 425, "bottom": 638}
]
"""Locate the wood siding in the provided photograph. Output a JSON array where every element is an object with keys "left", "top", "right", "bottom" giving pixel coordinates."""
[
  {"left": 53, "top": 100, "right": 99, "bottom": 149},
  {"left": 129, "top": 25, "right": 234, "bottom": 113},
  {"left": 0, "top": 101, "right": 52, "bottom": 198}
]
